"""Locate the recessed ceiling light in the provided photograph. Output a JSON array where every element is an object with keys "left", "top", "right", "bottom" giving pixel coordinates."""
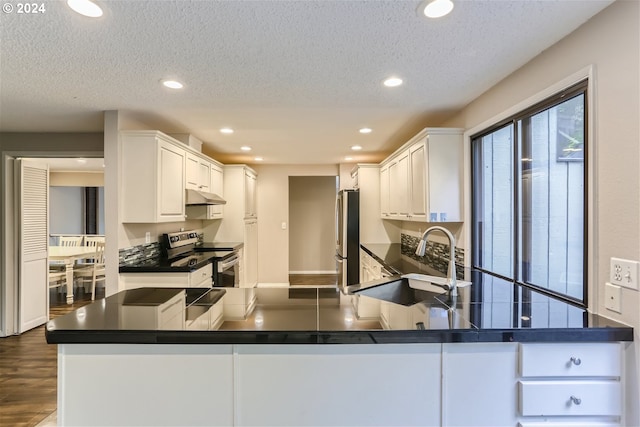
[
  {"left": 162, "top": 80, "right": 183, "bottom": 89},
  {"left": 421, "top": 0, "right": 454, "bottom": 18},
  {"left": 240, "top": 146, "right": 252, "bottom": 151},
  {"left": 351, "top": 145, "right": 363, "bottom": 151},
  {"left": 220, "top": 128, "right": 234, "bottom": 134},
  {"left": 254, "top": 157, "right": 264, "bottom": 161},
  {"left": 383, "top": 77, "right": 403, "bottom": 87},
  {"left": 67, "top": 0, "right": 103, "bottom": 17},
  {"left": 359, "top": 128, "right": 372, "bottom": 134}
]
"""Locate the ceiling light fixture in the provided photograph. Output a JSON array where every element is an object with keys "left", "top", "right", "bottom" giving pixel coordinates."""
[
  {"left": 383, "top": 77, "right": 403, "bottom": 87},
  {"left": 220, "top": 128, "right": 234, "bottom": 134},
  {"left": 359, "top": 128, "right": 372, "bottom": 134},
  {"left": 67, "top": 0, "right": 103, "bottom": 17},
  {"left": 351, "top": 145, "right": 362, "bottom": 151},
  {"left": 240, "top": 146, "right": 252, "bottom": 151},
  {"left": 421, "top": 0, "right": 454, "bottom": 19},
  {"left": 162, "top": 80, "right": 183, "bottom": 89}
]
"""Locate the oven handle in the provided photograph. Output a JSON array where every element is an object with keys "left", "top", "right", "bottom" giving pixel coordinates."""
[{"left": 218, "top": 255, "right": 240, "bottom": 272}]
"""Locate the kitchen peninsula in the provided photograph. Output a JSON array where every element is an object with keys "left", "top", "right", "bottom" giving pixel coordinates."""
[{"left": 47, "top": 245, "right": 633, "bottom": 427}]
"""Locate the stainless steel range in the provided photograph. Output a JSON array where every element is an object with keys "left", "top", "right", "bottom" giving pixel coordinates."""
[{"left": 161, "top": 231, "right": 241, "bottom": 287}]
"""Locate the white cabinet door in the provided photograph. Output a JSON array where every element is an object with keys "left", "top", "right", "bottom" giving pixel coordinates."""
[
  {"left": 186, "top": 153, "right": 211, "bottom": 192},
  {"left": 408, "top": 141, "right": 427, "bottom": 221},
  {"left": 244, "top": 170, "right": 257, "bottom": 218},
  {"left": 185, "top": 152, "right": 200, "bottom": 190},
  {"left": 443, "top": 343, "right": 519, "bottom": 427},
  {"left": 427, "top": 131, "right": 463, "bottom": 222},
  {"left": 235, "top": 344, "right": 441, "bottom": 427},
  {"left": 388, "top": 155, "right": 408, "bottom": 218},
  {"left": 379, "top": 164, "right": 390, "bottom": 218},
  {"left": 242, "top": 221, "right": 258, "bottom": 288},
  {"left": 158, "top": 139, "right": 186, "bottom": 220},
  {"left": 208, "top": 163, "right": 224, "bottom": 219}
]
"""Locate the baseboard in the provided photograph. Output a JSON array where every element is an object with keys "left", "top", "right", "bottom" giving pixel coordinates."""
[
  {"left": 289, "top": 270, "right": 337, "bottom": 275},
  {"left": 256, "top": 282, "right": 290, "bottom": 288}
]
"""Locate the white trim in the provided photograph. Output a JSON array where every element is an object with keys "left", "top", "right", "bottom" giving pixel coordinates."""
[
  {"left": 256, "top": 282, "right": 289, "bottom": 288},
  {"left": 288, "top": 270, "right": 337, "bottom": 275},
  {"left": 462, "top": 65, "right": 595, "bottom": 309}
]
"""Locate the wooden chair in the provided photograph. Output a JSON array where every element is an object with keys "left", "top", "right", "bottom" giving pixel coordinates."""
[
  {"left": 49, "top": 269, "right": 67, "bottom": 300},
  {"left": 73, "top": 241, "right": 105, "bottom": 300},
  {"left": 84, "top": 235, "right": 105, "bottom": 247},
  {"left": 59, "top": 235, "right": 83, "bottom": 246}
]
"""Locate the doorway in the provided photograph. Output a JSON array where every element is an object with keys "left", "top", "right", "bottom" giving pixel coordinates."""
[
  {"left": 3, "top": 156, "right": 105, "bottom": 335},
  {"left": 288, "top": 176, "right": 338, "bottom": 287}
]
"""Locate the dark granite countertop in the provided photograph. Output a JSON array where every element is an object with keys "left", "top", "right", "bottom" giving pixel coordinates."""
[
  {"left": 195, "top": 241, "right": 243, "bottom": 251},
  {"left": 119, "top": 250, "right": 236, "bottom": 273},
  {"left": 46, "top": 242, "right": 633, "bottom": 345}
]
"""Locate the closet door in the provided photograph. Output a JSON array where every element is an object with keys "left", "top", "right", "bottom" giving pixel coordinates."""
[{"left": 17, "top": 159, "right": 49, "bottom": 333}]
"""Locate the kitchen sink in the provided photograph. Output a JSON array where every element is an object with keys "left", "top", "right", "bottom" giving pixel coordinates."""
[
  {"left": 402, "top": 273, "right": 472, "bottom": 293},
  {"left": 351, "top": 278, "right": 444, "bottom": 307}
]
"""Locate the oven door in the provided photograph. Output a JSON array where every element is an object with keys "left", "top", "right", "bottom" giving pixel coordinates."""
[{"left": 215, "top": 253, "right": 240, "bottom": 287}]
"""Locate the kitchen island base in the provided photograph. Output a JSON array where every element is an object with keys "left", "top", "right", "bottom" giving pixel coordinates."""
[{"left": 57, "top": 342, "right": 625, "bottom": 426}]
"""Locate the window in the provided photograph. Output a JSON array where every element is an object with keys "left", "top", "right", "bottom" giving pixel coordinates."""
[{"left": 472, "top": 80, "right": 587, "bottom": 306}]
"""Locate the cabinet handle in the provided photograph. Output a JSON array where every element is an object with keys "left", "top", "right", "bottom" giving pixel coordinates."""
[
  {"left": 569, "top": 356, "right": 582, "bottom": 366},
  {"left": 569, "top": 395, "right": 582, "bottom": 405}
]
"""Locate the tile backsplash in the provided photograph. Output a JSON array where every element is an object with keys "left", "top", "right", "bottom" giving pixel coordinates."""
[
  {"left": 400, "top": 233, "right": 464, "bottom": 279},
  {"left": 119, "top": 242, "right": 161, "bottom": 265}
]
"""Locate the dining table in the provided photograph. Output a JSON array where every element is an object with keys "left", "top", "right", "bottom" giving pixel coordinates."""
[{"left": 49, "top": 246, "right": 98, "bottom": 304}]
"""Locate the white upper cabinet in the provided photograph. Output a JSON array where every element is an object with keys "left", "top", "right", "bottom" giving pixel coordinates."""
[
  {"left": 185, "top": 160, "right": 225, "bottom": 221},
  {"left": 380, "top": 128, "right": 463, "bottom": 222},
  {"left": 244, "top": 169, "right": 257, "bottom": 219},
  {"left": 121, "top": 131, "right": 186, "bottom": 223},
  {"left": 186, "top": 152, "right": 211, "bottom": 192}
]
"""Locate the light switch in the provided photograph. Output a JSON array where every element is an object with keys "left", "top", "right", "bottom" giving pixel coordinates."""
[
  {"left": 145, "top": 232, "right": 151, "bottom": 244},
  {"left": 604, "top": 282, "right": 622, "bottom": 314},
  {"left": 281, "top": 222, "right": 287, "bottom": 230}
]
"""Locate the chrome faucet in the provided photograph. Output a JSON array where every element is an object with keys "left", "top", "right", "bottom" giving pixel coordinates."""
[{"left": 415, "top": 226, "right": 457, "bottom": 295}]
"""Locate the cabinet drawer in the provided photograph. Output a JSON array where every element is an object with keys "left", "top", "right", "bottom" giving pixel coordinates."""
[
  {"left": 520, "top": 343, "right": 621, "bottom": 377},
  {"left": 518, "top": 380, "right": 621, "bottom": 416},
  {"left": 189, "top": 263, "right": 213, "bottom": 287}
]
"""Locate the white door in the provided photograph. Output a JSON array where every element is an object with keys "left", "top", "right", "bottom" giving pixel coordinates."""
[{"left": 16, "top": 159, "right": 49, "bottom": 333}]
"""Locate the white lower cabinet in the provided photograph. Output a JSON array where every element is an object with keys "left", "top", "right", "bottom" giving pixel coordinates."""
[
  {"left": 442, "top": 343, "right": 519, "bottom": 427},
  {"left": 234, "top": 344, "right": 442, "bottom": 427},
  {"left": 517, "top": 343, "right": 622, "bottom": 426},
  {"left": 120, "top": 263, "right": 213, "bottom": 290}
]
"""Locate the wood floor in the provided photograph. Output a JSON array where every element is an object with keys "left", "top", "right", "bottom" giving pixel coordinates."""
[
  {"left": 289, "top": 273, "right": 337, "bottom": 287},
  {"left": 0, "top": 290, "right": 96, "bottom": 427}
]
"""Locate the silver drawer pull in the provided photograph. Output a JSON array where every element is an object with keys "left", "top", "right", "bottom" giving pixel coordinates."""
[
  {"left": 569, "top": 395, "right": 582, "bottom": 405},
  {"left": 570, "top": 356, "right": 582, "bottom": 366}
]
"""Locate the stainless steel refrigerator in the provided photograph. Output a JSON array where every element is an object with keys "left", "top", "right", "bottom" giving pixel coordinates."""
[{"left": 335, "top": 189, "right": 359, "bottom": 288}]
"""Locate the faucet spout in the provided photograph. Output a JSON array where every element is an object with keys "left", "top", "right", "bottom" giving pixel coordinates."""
[{"left": 415, "top": 226, "right": 457, "bottom": 295}]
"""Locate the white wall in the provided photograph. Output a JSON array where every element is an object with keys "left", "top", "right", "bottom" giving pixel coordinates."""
[
  {"left": 49, "top": 187, "right": 83, "bottom": 236},
  {"left": 440, "top": 1, "right": 639, "bottom": 423},
  {"left": 252, "top": 164, "right": 339, "bottom": 285},
  {"left": 289, "top": 176, "right": 337, "bottom": 274}
]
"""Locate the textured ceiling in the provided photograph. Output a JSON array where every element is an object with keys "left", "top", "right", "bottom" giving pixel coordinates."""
[{"left": 0, "top": 0, "right": 612, "bottom": 164}]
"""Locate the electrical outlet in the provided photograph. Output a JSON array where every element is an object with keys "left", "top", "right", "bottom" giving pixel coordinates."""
[
  {"left": 145, "top": 232, "right": 151, "bottom": 244},
  {"left": 610, "top": 257, "right": 639, "bottom": 290},
  {"left": 604, "top": 282, "right": 622, "bottom": 313}
]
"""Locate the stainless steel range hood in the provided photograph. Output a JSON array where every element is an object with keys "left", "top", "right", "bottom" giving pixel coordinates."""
[{"left": 185, "top": 189, "right": 227, "bottom": 206}]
